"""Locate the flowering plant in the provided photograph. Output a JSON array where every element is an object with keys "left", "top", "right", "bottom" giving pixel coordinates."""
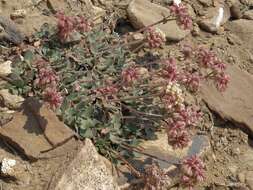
[{"left": 8, "top": 6, "right": 229, "bottom": 189}]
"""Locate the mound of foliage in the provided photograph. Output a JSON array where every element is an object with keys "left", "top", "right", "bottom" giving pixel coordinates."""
[{"left": 7, "top": 3, "right": 229, "bottom": 189}]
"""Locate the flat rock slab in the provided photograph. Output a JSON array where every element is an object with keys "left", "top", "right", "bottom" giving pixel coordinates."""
[
  {"left": 200, "top": 65, "right": 253, "bottom": 136},
  {"left": 0, "top": 98, "right": 74, "bottom": 159},
  {"left": 129, "top": 132, "right": 209, "bottom": 172},
  {"left": 0, "top": 109, "right": 52, "bottom": 159},
  {"left": 127, "top": 0, "right": 190, "bottom": 41},
  {"left": 25, "top": 98, "right": 74, "bottom": 146},
  {"left": 50, "top": 139, "right": 119, "bottom": 190}
]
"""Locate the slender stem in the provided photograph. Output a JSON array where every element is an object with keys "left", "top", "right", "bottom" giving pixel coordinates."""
[
  {"left": 0, "top": 75, "right": 12, "bottom": 83},
  {"left": 122, "top": 104, "right": 163, "bottom": 118},
  {"left": 123, "top": 16, "right": 176, "bottom": 39},
  {"left": 107, "top": 148, "right": 142, "bottom": 178}
]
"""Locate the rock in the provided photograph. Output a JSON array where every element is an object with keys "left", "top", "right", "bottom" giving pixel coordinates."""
[
  {"left": 132, "top": 32, "right": 145, "bottom": 41},
  {"left": 230, "top": 3, "right": 243, "bottom": 19},
  {"left": 192, "top": 23, "right": 200, "bottom": 36},
  {"left": 0, "top": 158, "right": 17, "bottom": 176},
  {"left": 240, "top": 148, "right": 253, "bottom": 169},
  {"left": 0, "top": 89, "right": 24, "bottom": 109},
  {"left": 0, "top": 60, "right": 12, "bottom": 76},
  {"left": 243, "top": 10, "right": 253, "bottom": 20},
  {"left": 246, "top": 171, "right": 253, "bottom": 190},
  {"left": 63, "top": 31, "right": 82, "bottom": 44},
  {"left": 238, "top": 172, "right": 246, "bottom": 183},
  {"left": 198, "top": 4, "right": 231, "bottom": 33},
  {"left": 228, "top": 165, "right": 238, "bottom": 175},
  {"left": 50, "top": 139, "right": 119, "bottom": 190},
  {"left": 225, "top": 19, "right": 253, "bottom": 51},
  {"left": 10, "top": 9, "right": 27, "bottom": 19},
  {"left": 0, "top": 111, "right": 13, "bottom": 126},
  {"left": 98, "top": 0, "right": 113, "bottom": 7},
  {"left": 200, "top": 65, "right": 253, "bottom": 137},
  {"left": 129, "top": 132, "right": 210, "bottom": 172},
  {"left": 186, "top": 3, "right": 196, "bottom": 19},
  {"left": 0, "top": 98, "right": 75, "bottom": 159},
  {"left": 0, "top": 16, "right": 24, "bottom": 44},
  {"left": 127, "top": 0, "right": 190, "bottom": 41}
]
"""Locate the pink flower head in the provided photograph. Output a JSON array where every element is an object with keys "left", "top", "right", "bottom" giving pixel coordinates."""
[
  {"left": 56, "top": 12, "right": 75, "bottom": 41},
  {"left": 161, "top": 58, "right": 178, "bottom": 82},
  {"left": 161, "top": 93, "right": 178, "bottom": 109},
  {"left": 181, "top": 155, "right": 205, "bottom": 189},
  {"left": 213, "top": 59, "right": 227, "bottom": 72},
  {"left": 144, "top": 162, "right": 169, "bottom": 190},
  {"left": 173, "top": 105, "right": 201, "bottom": 127},
  {"left": 215, "top": 72, "right": 230, "bottom": 91},
  {"left": 197, "top": 47, "right": 216, "bottom": 69},
  {"left": 56, "top": 12, "right": 92, "bottom": 42},
  {"left": 43, "top": 87, "right": 63, "bottom": 109},
  {"left": 96, "top": 85, "right": 118, "bottom": 100},
  {"left": 121, "top": 67, "right": 139, "bottom": 85},
  {"left": 180, "top": 71, "right": 202, "bottom": 92},
  {"left": 167, "top": 120, "right": 190, "bottom": 149},
  {"left": 145, "top": 27, "right": 166, "bottom": 48},
  {"left": 35, "top": 67, "right": 59, "bottom": 88},
  {"left": 169, "top": 3, "right": 192, "bottom": 30}
]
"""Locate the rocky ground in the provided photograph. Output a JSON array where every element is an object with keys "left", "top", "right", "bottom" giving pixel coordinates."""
[{"left": 0, "top": 0, "right": 253, "bottom": 189}]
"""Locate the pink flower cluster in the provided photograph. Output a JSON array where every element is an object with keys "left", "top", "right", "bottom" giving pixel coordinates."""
[
  {"left": 180, "top": 71, "right": 202, "bottom": 92},
  {"left": 169, "top": 3, "right": 192, "bottom": 30},
  {"left": 35, "top": 63, "right": 59, "bottom": 88},
  {"left": 166, "top": 119, "right": 190, "bottom": 149},
  {"left": 144, "top": 162, "right": 169, "bottom": 190},
  {"left": 181, "top": 155, "right": 205, "bottom": 189},
  {"left": 215, "top": 72, "right": 230, "bottom": 91},
  {"left": 145, "top": 27, "right": 166, "bottom": 48},
  {"left": 56, "top": 12, "right": 92, "bottom": 42},
  {"left": 165, "top": 105, "right": 201, "bottom": 149},
  {"left": 162, "top": 93, "right": 181, "bottom": 110},
  {"left": 197, "top": 47, "right": 230, "bottom": 91},
  {"left": 160, "top": 58, "right": 178, "bottom": 82},
  {"left": 121, "top": 67, "right": 139, "bottom": 85},
  {"left": 95, "top": 85, "right": 118, "bottom": 100},
  {"left": 160, "top": 58, "right": 202, "bottom": 92},
  {"left": 34, "top": 60, "right": 63, "bottom": 109},
  {"left": 43, "top": 87, "right": 63, "bottom": 109}
]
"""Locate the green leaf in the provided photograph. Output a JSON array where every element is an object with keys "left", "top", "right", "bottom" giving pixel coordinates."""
[
  {"left": 24, "top": 50, "right": 34, "bottom": 64},
  {"left": 80, "top": 127, "right": 93, "bottom": 138}
]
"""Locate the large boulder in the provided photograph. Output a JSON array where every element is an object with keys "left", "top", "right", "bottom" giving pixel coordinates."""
[
  {"left": 0, "top": 98, "right": 75, "bottom": 159},
  {"left": 127, "top": 0, "right": 190, "bottom": 41},
  {"left": 51, "top": 139, "right": 120, "bottom": 190}
]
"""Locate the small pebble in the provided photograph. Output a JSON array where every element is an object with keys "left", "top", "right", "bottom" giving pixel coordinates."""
[
  {"left": 230, "top": 4, "right": 243, "bottom": 19},
  {"left": 238, "top": 172, "right": 246, "bottom": 183},
  {"left": 10, "top": 9, "right": 27, "bottom": 19},
  {"left": 1, "top": 158, "right": 16, "bottom": 176}
]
